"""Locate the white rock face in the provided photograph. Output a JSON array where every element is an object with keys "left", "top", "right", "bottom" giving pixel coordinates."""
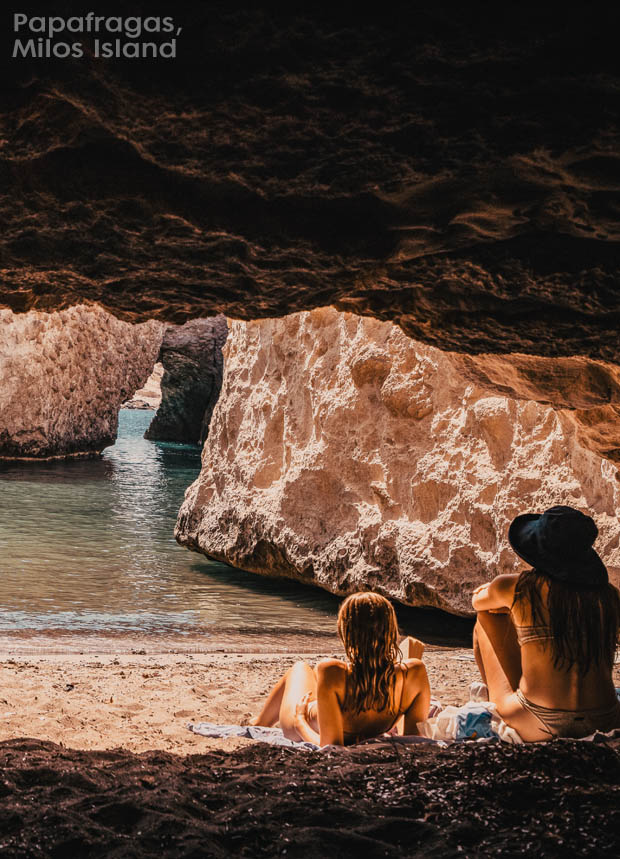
[
  {"left": 175, "top": 308, "right": 620, "bottom": 614},
  {"left": 123, "top": 363, "right": 164, "bottom": 410},
  {"left": 451, "top": 352, "right": 620, "bottom": 465},
  {"left": 0, "top": 305, "right": 164, "bottom": 458}
]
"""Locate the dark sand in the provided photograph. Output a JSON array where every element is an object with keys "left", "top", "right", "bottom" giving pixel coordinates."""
[{"left": 0, "top": 737, "right": 619, "bottom": 857}]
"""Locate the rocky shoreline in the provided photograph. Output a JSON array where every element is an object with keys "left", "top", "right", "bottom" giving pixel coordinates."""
[
  {"left": 0, "top": 306, "right": 163, "bottom": 460},
  {"left": 144, "top": 317, "right": 227, "bottom": 445}
]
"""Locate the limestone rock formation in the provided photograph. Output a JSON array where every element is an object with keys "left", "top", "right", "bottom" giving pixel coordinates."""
[
  {"left": 449, "top": 353, "right": 620, "bottom": 465},
  {"left": 123, "top": 363, "right": 164, "bottom": 410},
  {"left": 0, "top": 306, "right": 164, "bottom": 459},
  {"left": 145, "top": 317, "right": 228, "bottom": 445},
  {"left": 175, "top": 309, "right": 620, "bottom": 614}
]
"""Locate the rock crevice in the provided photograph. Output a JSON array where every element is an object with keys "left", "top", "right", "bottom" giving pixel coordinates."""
[{"left": 145, "top": 317, "right": 228, "bottom": 445}]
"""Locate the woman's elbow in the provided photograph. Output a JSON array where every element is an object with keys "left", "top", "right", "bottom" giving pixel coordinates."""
[{"left": 472, "top": 584, "right": 490, "bottom": 612}]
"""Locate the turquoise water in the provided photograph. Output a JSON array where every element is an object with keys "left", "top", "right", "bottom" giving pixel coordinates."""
[{"left": 0, "top": 410, "right": 339, "bottom": 634}]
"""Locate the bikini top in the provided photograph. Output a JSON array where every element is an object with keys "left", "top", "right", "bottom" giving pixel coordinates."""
[{"left": 514, "top": 623, "right": 553, "bottom": 645}]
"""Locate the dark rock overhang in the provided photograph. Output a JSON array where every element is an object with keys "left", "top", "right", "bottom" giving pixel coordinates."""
[{"left": 0, "top": 3, "right": 618, "bottom": 361}]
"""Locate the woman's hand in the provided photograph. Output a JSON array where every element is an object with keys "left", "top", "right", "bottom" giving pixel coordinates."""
[{"left": 294, "top": 692, "right": 312, "bottom": 728}]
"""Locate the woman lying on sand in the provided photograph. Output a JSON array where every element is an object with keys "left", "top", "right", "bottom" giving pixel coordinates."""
[
  {"left": 473, "top": 505, "right": 620, "bottom": 741},
  {"left": 251, "top": 591, "right": 430, "bottom": 746}
]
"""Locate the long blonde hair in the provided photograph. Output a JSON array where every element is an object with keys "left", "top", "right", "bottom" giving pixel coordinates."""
[{"left": 337, "top": 592, "right": 400, "bottom": 714}]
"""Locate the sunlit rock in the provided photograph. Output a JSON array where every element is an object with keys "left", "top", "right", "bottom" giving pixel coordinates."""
[
  {"left": 451, "top": 353, "right": 620, "bottom": 464},
  {"left": 123, "top": 362, "right": 164, "bottom": 410},
  {"left": 0, "top": 305, "right": 164, "bottom": 459},
  {"left": 175, "top": 308, "right": 620, "bottom": 614}
]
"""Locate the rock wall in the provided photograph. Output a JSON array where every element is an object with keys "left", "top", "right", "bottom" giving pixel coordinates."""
[
  {"left": 1, "top": 8, "right": 619, "bottom": 383},
  {"left": 175, "top": 308, "right": 620, "bottom": 614},
  {"left": 0, "top": 306, "right": 164, "bottom": 459},
  {"left": 145, "top": 317, "right": 228, "bottom": 445},
  {"left": 450, "top": 353, "right": 620, "bottom": 465},
  {"left": 2, "top": 10, "right": 619, "bottom": 458}
]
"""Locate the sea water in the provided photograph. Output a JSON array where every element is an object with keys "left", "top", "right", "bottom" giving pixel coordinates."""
[{"left": 0, "top": 410, "right": 339, "bottom": 634}]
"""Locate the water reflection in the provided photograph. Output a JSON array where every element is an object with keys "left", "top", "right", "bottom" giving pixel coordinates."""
[
  {"left": 0, "top": 410, "right": 473, "bottom": 644},
  {"left": 0, "top": 457, "right": 118, "bottom": 483},
  {"left": 0, "top": 410, "right": 338, "bottom": 634}
]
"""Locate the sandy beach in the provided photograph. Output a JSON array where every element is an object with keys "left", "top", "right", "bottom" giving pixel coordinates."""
[
  {"left": 0, "top": 631, "right": 619, "bottom": 857},
  {"left": 0, "top": 631, "right": 484, "bottom": 754}
]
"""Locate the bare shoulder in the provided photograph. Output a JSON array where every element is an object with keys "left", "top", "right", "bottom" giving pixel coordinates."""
[
  {"left": 395, "top": 658, "right": 427, "bottom": 695},
  {"left": 495, "top": 572, "right": 520, "bottom": 586},
  {"left": 401, "top": 658, "right": 427, "bottom": 679},
  {"left": 473, "top": 572, "right": 520, "bottom": 611},
  {"left": 475, "top": 572, "right": 519, "bottom": 591},
  {"left": 316, "top": 658, "right": 347, "bottom": 685}
]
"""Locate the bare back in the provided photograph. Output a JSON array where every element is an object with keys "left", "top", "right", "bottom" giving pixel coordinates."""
[
  {"left": 311, "top": 657, "right": 430, "bottom": 745},
  {"left": 510, "top": 577, "right": 617, "bottom": 710},
  {"left": 476, "top": 573, "right": 618, "bottom": 711}
]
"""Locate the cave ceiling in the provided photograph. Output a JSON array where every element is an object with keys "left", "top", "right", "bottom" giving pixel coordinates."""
[{"left": 0, "top": 4, "right": 618, "bottom": 361}]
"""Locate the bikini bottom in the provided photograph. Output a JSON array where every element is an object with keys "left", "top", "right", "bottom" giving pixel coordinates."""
[{"left": 515, "top": 688, "right": 620, "bottom": 739}]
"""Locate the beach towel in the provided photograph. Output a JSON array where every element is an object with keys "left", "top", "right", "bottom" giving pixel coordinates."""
[
  {"left": 187, "top": 688, "right": 620, "bottom": 748},
  {"left": 187, "top": 697, "right": 446, "bottom": 750},
  {"left": 187, "top": 722, "right": 321, "bottom": 749},
  {"left": 186, "top": 721, "right": 449, "bottom": 750}
]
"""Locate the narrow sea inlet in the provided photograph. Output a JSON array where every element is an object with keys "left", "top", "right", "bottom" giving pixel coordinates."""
[{"left": 0, "top": 410, "right": 338, "bottom": 635}]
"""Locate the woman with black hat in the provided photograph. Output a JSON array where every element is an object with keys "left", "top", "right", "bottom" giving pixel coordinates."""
[{"left": 472, "top": 505, "right": 620, "bottom": 741}]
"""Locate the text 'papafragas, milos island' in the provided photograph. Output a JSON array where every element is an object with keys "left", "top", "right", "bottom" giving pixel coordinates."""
[{"left": 12, "top": 14, "right": 182, "bottom": 59}]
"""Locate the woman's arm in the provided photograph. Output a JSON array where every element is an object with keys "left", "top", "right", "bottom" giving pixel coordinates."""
[
  {"left": 292, "top": 660, "right": 346, "bottom": 746},
  {"left": 315, "top": 660, "right": 346, "bottom": 747},
  {"left": 471, "top": 573, "right": 519, "bottom": 612},
  {"left": 402, "top": 660, "right": 431, "bottom": 735}
]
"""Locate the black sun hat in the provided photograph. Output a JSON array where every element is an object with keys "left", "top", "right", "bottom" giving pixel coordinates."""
[{"left": 508, "top": 505, "right": 608, "bottom": 588}]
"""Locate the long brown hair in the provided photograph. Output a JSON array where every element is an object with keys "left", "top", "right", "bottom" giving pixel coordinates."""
[
  {"left": 337, "top": 592, "right": 400, "bottom": 714},
  {"left": 513, "top": 568, "right": 620, "bottom": 674}
]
